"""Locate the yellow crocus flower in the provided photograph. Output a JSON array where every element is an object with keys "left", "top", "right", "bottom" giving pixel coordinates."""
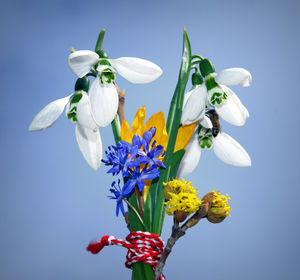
[{"left": 120, "top": 106, "right": 196, "bottom": 201}]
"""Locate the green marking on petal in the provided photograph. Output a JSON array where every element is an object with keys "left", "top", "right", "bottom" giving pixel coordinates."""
[
  {"left": 210, "top": 90, "right": 227, "bottom": 106},
  {"left": 67, "top": 112, "right": 77, "bottom": 122},
  {"left": 99, "top": 70, "right": 116, "bottom": 84},
  {"left": 70, "top": 92, "right": 83, "bottom": 105},
  {"left": 198, "top": 125, "right": 213, "bottom": 150},
  {"left": 66, "top": 92, "right": 83, "bottom": 123},
  {"left": 205, "top": 76, "right": 218, "bottom": 91}
]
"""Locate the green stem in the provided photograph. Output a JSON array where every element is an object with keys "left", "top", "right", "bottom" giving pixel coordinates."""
[
  {"left": 111, "top": 115, "right": 121, "bottom": 145},
  {"left": 151, "top": 29, "right": 192, "bottom": 235},
  {"left": 110, "top": 77, "right": 151, "bottom": 280},
  {"left": 191, "top": 54, "right": 204, "bottom": 60},
  {"left": 95, "top": 29, "right": 106, "bottom": 53}
]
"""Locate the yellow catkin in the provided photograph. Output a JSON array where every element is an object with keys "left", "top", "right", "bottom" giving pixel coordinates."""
[
  {"left": 164, "top": 178, "right": 201, "bottom": 216},
  {"left": 208, "top": 190, "right": 232, "bottom": 217}
]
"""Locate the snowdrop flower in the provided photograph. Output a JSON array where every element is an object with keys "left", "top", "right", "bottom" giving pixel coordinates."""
[
  {"left": 200, "top": 59, "right": 251, "bottom": 126},
  {"left": 68, "top": 50, "right": 163, "bottom": 127},
  {"left": 29, "top": 77, "right": 102, "bottom": 171},
  {"left": 181, "top": 59, "right": 251, "bottom": 127},
  {"left": 177, "top": 109, "right": 251, "bottom": 178},
  {"left": 181, "top": 72, "right": 208, "bottom": 126}
]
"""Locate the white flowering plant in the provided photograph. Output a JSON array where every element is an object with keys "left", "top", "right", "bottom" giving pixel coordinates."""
[{"left": 29, "top": 29, "right": 251, "bottom": 280}]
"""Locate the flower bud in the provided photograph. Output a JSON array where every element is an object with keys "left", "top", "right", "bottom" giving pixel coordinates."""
[
  {"left": 163, "top": 179, "right": 201, "bottom": 217},
  {"left": 191, "top": 72, "right": 203, "bottom": 86},
  {"left": 200, "top": 59, "right": 215, "bottom": 77},
  {"left": 75, "top": 76, "right": 90, "bottom": 92},
  {"left": 206, "top": 213, "right": 226, "bottom": 224},
  {"left": 175, "top": 210, "right": 189, "bottom": 223},
  {"left": 203, "top": 190, "right": 232, "bottom": 223},
  {"left": 196, "top": 201, "right": 210, "bottom": 218},
  {"left": 96, "top": 49, "right": 108, "bottom": 58}
]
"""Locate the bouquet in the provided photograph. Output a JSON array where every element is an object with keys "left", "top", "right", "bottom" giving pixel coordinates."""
[{"left": 29, "top": 28, "right": 251, "bottom": 280}]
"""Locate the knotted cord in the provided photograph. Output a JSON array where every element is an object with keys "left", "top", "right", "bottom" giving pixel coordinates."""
[{"left": 87, "top": 231, "right": 165, "bottom": 280}]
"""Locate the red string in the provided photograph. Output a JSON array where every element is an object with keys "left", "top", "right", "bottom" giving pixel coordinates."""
[{"left": 87, "top": 231, "right": 165, "bottom": 280}]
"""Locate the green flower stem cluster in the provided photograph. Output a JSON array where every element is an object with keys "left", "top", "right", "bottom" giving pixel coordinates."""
[
  {"left": 95, "top": 30, "right": 149, "bottom": 280},
  {"left": 109, "top": 29, "right": 192, "bottom": 280}
]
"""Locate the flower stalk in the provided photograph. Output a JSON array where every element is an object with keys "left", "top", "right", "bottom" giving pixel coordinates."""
[{"left": 98, "top": 32, "right": 150, "bottom": 280}]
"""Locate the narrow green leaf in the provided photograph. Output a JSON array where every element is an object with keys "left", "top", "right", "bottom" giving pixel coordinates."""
[
  {"left": 143, "top": 190, "right": 152, "bottom": 232},
  {"left": 169, "top": 149, "right": 185, "bottom": 179},
  {"left": 151, "top": 29, "right": 192, "bottom": 235},
  {"left": 111, "top": 115, "right": 121, "bottom": 145}
]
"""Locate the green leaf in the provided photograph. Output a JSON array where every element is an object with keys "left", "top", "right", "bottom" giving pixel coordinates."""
[
  {"left": 151, "top": 29, "right": 192, "bottom": 235},
  {"left": 169, "top": 149, "right": 186, "bottom": 179},
  {"left": 143, "top": 189, "right": 152, "bottom": 233}
]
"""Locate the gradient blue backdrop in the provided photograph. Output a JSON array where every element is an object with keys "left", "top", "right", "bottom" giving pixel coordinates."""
[{"left": 1, "top": 0, "right": 299, "bottom": 279}]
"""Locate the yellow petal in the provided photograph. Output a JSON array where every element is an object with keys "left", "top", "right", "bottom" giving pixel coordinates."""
[
  {"left": 132, "top": 106, "right": 145, "bottom": 136},
  {"left": 144, "top": 111, "right": 166, "bottom": 146},
  {"left": 174, "top": 122, "right": 197, "bottom": 152},
  {"left": 142, "top": 180, "right": 152, "bottom": 202},
  {"left": 161, "top": 126, "right": 169, "bottom": 150},
  {"left": 120, "top": 120, "right": 132, "bottom": 143}
]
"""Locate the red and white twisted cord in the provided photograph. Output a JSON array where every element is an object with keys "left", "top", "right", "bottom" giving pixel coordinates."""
[{"left": 87, "top": 231, "right": 165, "bottom": 280}]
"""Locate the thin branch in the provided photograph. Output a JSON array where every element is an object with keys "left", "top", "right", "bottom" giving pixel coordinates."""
[
  {"left": 154, "top": 203, "right": 209, "bottom": 280},
  {"left": 123, "top": 198, "right": 144, "bottom": 226},
  {"left": 135, "top": 186, "right": 145, "bottom": 218},
  {"left": 115, "top": 84, "right": 126, "bottom": 124}
]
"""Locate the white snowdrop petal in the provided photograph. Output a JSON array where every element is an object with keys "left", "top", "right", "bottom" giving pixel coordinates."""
[
  {"left": 215, "top": 86, "right": 248, "bottom": 126},
  {"left": 89, "top": 78, "right": 118, "bottom": 127},
  {"left": 181, "top": 84, "right": 207, "bottom": 125},
  {"left": 183, "top": 88, "right": 194, "bottom": 108},
  {"left": 68, "top": 50, "right": 99, "bottom": 78},
  {"left": 243, "top": 105, "right": 250, "bottom": 118},
  {"left": 176, "top": 133, "right": 201, "bottom": 178},
  {"left": 29, "top": 95, "right": 72, "bottom": 131},
  {"left": 199, "top": 115, "right": 213, "bottom": 128},
  {"left": 75, "top": 124, "right": 102, "bottom": 170},
  {"left": 213, "top": 132, "right": 251, "bottom": 167},
  {"left": 215, "top": 68, "right": 252, "bottom": 87},
  {"left": 110, "top": 57, "right": 162, "bottom": 84},
  {"left": 76, "top": 92, "right": 98, "bottom": 131}
]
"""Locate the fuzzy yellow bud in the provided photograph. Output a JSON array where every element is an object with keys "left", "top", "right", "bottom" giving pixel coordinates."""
[
  {"left": 205, "top": 190, "right": 232, "bottom": 223},
  {"left": 164, "top": 179, "right": 201, "bottom": 218}
]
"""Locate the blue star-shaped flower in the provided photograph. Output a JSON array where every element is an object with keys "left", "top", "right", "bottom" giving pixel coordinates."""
[
  {"left": 108, "top": 180, "right": 126, "bottom": 216},
  {"left": 122, "top": 166, "right": 160, "bottom": 196}
]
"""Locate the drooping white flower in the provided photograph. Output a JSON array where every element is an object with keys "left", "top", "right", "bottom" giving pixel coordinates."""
[
  {"left": 182, "top": 59, "right": 251, "bottom": 127},
  {"left": 29, "top": 88, "right": 102, "bottom": 171},
  {"left": 68, "top": 50, "right": 163, "bottom": 127},
  {"left": 200, "top": 59, "right": 251, "bottom": 126},
  {"left": 176, "top": 118, "right": 212, "bottom": 178},
  {"left": 181, "top": 84, "right": 207, "bottom": 125},
  {"left": 177, "top": 110, "right": 251, "bottom": 178}
]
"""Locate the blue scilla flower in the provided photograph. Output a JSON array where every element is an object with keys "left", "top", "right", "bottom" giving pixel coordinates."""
[
  {"left": 108, "top": 180, "right": 126, "bottom": 216},
  {"left": 123, "top": 166, "right": 160, "bottom": 196},
  {"left": 138, "top": 127, "right": 166, "bottom": 168},
  {"left": 102, "top": 140, "right": 139, "bottom": 176}
]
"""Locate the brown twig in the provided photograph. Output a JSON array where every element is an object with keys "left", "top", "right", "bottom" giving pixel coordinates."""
[
  {"left": 135, "top": 186, "right": 145, "bottom": 218},
  {"left": 153, "top": 203, "right": 210, "bottom": 280},
  {"left": 115, "top": 84, "right": 126, "bottom": 124},
  {"left": 123, "top": 198, "right": 144, "bottom": 226}
]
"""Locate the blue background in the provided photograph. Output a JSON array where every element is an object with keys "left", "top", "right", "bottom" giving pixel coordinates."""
[{"left": 1, "top": 0, "right": 299, "bottom": 279}]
